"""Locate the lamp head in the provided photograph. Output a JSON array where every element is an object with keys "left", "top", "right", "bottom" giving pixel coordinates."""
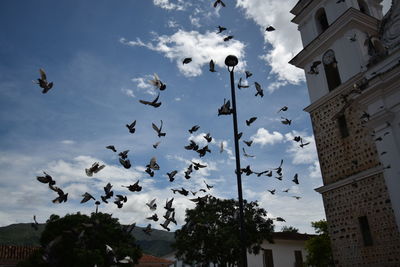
[{"left": 225, "top": 55, "right": 238, "bottom": 67}]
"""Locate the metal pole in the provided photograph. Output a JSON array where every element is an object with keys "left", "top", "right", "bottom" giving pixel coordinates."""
[{"left": 225, "top": 55, "right": 247, "bottom": 267}]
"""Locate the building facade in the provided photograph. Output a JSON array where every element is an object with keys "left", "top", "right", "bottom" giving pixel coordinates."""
[{"left": 289, "top": 0, "right": 400, "bottom": 265}]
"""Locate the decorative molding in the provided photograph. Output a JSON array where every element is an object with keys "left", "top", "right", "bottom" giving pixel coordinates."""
[{"left": 314, "top": 166, "right": 384, "bottom": 194}]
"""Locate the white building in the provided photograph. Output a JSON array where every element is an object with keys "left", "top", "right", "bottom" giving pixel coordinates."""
[{"left": 162, "top": 232, "right": 313, "bottom": 267}]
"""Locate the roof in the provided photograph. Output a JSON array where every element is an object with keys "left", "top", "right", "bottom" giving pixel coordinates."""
[
  {"left": 139, "top": 253, "right": 175, "bottom": 264},
  {"left": 0, "top": 245, "right": 40, "bottom": 260},
  {"left": 272, "top": 232, "right": 315, "bottom": 241}
]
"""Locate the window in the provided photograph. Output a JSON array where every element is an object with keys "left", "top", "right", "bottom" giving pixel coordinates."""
[
  {"left": 264, "top": 249, "right": 274, "bottom": 267},
  {"left": 294, "top": 250, "right": 303, "bottom": 267},
  {"left": 359, "top": 216, "right": 373, "bottom": 246},
  {"left": 357, "top": 0, "right": 370, "bottom": 15},
  {"left": 338, "top": 115, "right": 349, "bottom": 138},
  {"left": 315, "top": 8, "right": 329, "bottom": 34},
  {"left": 323, "top": 50, "right": 341, "bottom": 91}
]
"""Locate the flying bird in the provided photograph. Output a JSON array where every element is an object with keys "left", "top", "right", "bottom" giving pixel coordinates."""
[
  {"left": 197, "top": 145, "right": 211, "bottom": 157},
  {"left": 347, "top": 33, "right": 357, "bottom": 42},
  {"left": 254, "top": 82, "right": 264, "bottom": 97},
  {"left": 238, "top": 77, "right": 249, "bottom": 89},
  {"left": 183, "top": 58, "right": 192, "bottom": 64},
  {"left": 209, "top": 60, "right": 217, "bottom": 72},
  {"left": 204, "top": 133, "right": 213, "bottom": 143},
  {"left": 171, "top": 187, "right": 189, "bottom": 196},
  {"left": 148, "top": 73, "right": 166, "bottom": 91},
  {"left": 308, "top": 61, "right": 322, "bottom": 75},
  {"left": 243, "top": 140, "right": 253, "bottom": 147},
  {"left": 147, "top": 157, "right": 160, "bottom": 170},
  {"left": 189, "top": 125, "right": 200, "bottom": 134},
  {"left": 223, "top": 35, "right": 234, "bottom": 42},
  {"left": 85, "top": 162, "right": 105, "bottom": 177},
  {"left": 242, "top": 147, "right": 255, "bottom": 158},
  {"left": 245, "top": 71, "right": 252, "bottom": 79},
  {"left": 204, "top": 180, "right": 213, "bottom": 190},
  {"left": 300, "top": 139, "right": 310, "bottom": 148},
  {"left": 292, "top": 196, "right": 301, "bottom": 200},
  {"left": 282, "top": 189, "right": 290, "bottom": 193},
  {"left": 118, "top": 150, "right": 129, "bottom": 159},
  {"left": 213, "top": 0, "right": 226, "bottom": 8},
  {"left": 146, "top": 199, "right": 157, "bottom": 211},
  {"left": 152, "top": 120, "right": 166, "bottom": 137},
  {"left": 246, "top": 117, "right": 257, "bottom": 126},
  {"left": 277, "top": 106, "right": 288, "bottom": 113},
  {"left": 146, "top": 214, "right": 159, "bottom": 222},
  {"left": 145, "top": 167, "right": 154, "bottom": 177},
  {"left": 281, "top": 117, "right": 292, "bottom": 125},
  {"left": 268, "top": 189, "right": 276, "bottom": 195},
  {"left": 185, "top": 140, "right": 199, "bottom": 151},
  {"left": 218, "top": 99, "right": 233, "bottom": 116},
  {"left": 122, "top": 180, "right": 142, "bottom": 192},
  {"left": 81, "top": 192, "right": 95, "bottom": 204},
  {"left": 164, "top": 198, "right": 175, "bottom": 212},
  {"left": 292, "top": 173, "right": 299, "bottom": 184},
  {"left": 126, "top": 120, "right": 136, "bottom": 134},
  {"left": 276, "top": 217, "right": 286, "bottom": 222},
  {"left": 31, "top": 215, "right": 39, "bottom": 231},
  {"left": 241, "top": 165, "right": 253, "bottom": 176},
  {"left": 139, "top": 93, "right": 162, "bottom": 108},
  {"left": 192, "top": 161, "right": 207, "bottom": 170},
  {"left": 119, "top": 158, "right": 131, "bottom": 169},
  {"left": 160, "top": 219, "right": 171, "bottom": 231},
  {"left": 217, "top": 25, "right": 227, "bottom": 33},
  {"left": 153, "top": 141, "right": 161, "bottom": 149},
  {"left": 35, "top": 68, "right": 53, "bottom": 94},
  {"left": 184, "top": 164, "right": 193, "bottom": 179},
  {"left": 106, "top": 145, "right": 117, "bottom": 152},
  {"left": 265, "top": 26, "right": 275, "bottom": 32},
  {"left": 293, "top": 136, "right": 301, "bottom": 142},
  {"left": 220, "top": 142, "right": 224, "bottom": 153},
  {"left": 237, "top": 132, "right": 243, "bottom": 140},
  {"left": 36, "top": 172, "right": 56, "bottom": 185},
  {"left": 167, "top": 170, "right": 178, "bottom": 182}
]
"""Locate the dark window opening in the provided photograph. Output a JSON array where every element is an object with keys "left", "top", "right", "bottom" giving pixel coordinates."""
[
  {"left": 294, "top": 250, "right": 303, "bottom": 267},
  {"left": 359, "top": 216, "right": 373, "bottom": 246},
  {"left": 358, "top": 0, "right": 370, "bottom": 15},
  {"left": 338, "top": 115, "right": 349, "bottom": 138},
  {"left": 264, "top": 249, "right": 274, "bottom": 267},
  {"left": 316, "top": 8, "right": 329, "bottom": 34},
  {"left": 323, "top": 50, "right": 341, "bottom": 91}
]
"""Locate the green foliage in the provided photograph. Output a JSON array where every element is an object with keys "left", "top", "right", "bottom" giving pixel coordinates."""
[
  {"left": 18, "top": 212, "right": 142, "bottom": 267},
  {"left": 280, "top": 226, "right": 299, "bottom": 233},
  {"left": 173, "top": 197, "right": 274, "bottom": 266},
  {"left": 305, "top": 220, "right": 334, "bottom": 267}
]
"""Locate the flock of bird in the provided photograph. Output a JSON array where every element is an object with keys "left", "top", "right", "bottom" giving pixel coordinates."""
[{"left": 31, "top": 0, "right": 314, "bottom": 247}]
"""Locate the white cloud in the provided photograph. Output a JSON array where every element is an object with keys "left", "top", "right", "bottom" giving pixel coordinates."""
[
  {"left": 120, "top": 30, "right": 247, "bottom": 77},
  {"left": 309, "top": 161, "right": 321, "bottom": 179},
  {"left": 167, "top": 20, "right": 180, "bottom": 28},
  {"left": 131, "top": 76, "right": 157, "bottom": 96},
  {"left": 236, "top": 0, "right": 305, "bottom": 90},
  {"left": 61, "top": 140, "right": 75, "bottom": 145},
  {"left": 121, "top": 88, "right": 135, "bottom": 98},
  {"left": 250, "top": 128, "right": 284, "bottom": 147},
  {"left": 189, "top": 15, "right": 201, "bottom": 28},
  {"left": 284, "top": 131, "right": 318, "bottom": 165},
  {"left": 153, "top": 0, "right": 190, "bottom": 11}
]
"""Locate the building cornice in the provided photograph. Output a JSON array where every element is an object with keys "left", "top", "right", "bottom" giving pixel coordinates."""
[
  {"left": 291, "top": 0, "right": 321, "bottom": 24},
  {"left": 315, "top": 165, "right": 384, "bottom": 194},
  {"left": 290, "top": 8, "right": 380, "bottom": 69},
  {"left": 303, "top": 72, "right": 363, "bottom": 113},
  {"left": 290, "top": 0, "right": 313, "bottom": 17}
]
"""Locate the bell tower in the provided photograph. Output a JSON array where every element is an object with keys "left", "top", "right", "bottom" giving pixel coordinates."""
[{"left": 290, "top": 0, "right": 400, "bottom": 265}]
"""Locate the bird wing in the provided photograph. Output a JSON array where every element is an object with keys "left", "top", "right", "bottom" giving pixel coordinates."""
[
  {"left": 152, "top": 123, "right": 160, "bottom": 133},
  {"left": 39, "top": 69, "right": 47, "bottom": 81}
]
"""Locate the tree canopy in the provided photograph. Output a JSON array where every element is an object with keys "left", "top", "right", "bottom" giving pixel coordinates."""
[
  {"left": 305, "top": 219, "right": 334, "bottom": 267},
  {"left": 18, "top": 212, "right": 142, "bottom": 267},
  {"left": 173, "top": 196, "right": 274, "bottom": 267},
  {"left": 280, "top": 226, "right": 299, "bottom": 233}
]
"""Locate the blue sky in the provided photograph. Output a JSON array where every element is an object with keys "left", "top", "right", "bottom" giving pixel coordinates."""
[{"left": 0, "top": 0, "right": 391, "bottom": 233}]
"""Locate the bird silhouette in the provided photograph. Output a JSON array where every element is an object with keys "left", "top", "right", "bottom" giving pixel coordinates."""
[
  {"left": 213, "top": 0, "right": 226, "bottom": 8},
  {"left": 265, "top": 26, "right": 275, "bottom": 32},
  {"left": 85, "top": 162, "right": 105, "bottom": 177},
  {"left": 204, "top": 180, "right": 213, "bottom": 190},
  {"left": 242, "top": 147, "right": 255, "bottom": 158},
  {"left": 164, "top": 198, "right": 175, "bottom": 212},
  {"left": 122, "top": 180, "right": 142, "bottom": 192},
  {"left": 300, "top": 139, "right": 310, "bottom": 148},
  {"left": 238, "top": 77, "right": 249, "bottom": 89},
  {"left": 35, "top": 68, "right": 54, "bottom": 94},
  {"left": 81, "top": 192, "right": 95, "bottom": 203},
  {"left": 118, "top": 150, "right": 129, "bottom": 159},
  {"left": 146, "top": 199, "right": 157, "bottom": 211},
  {"left": 218, "top": 99, "right": 233, "bottom": 116},
  {"left": 241, "top": 165, "right": 253, "bottom": 176},
  {"left": 220, "top": 142, "right": 224, "bottom": 153},
  {"left": 224, "top": 35, "right": 234, "bottom": 42},
  {"left": 347, "top": 33, "right": 357, "bottom": 42},
  {"left": 119, "top": 158, "right": 131, "bottom": 169},
  {"left": 217, "top": 26, "right": 227, "bottom": 33},
  {"left": 145, "top": 167, "right": 155, "bottom": 177},
  {"left": 183, "top": 58, "right": 192, "bottom": 64},
  {"left": 184, "top": 164, "right": 193, "bottom": 179},
  {"left": 106, "top": 145, "right": 117, "bottom": 152},
  {"left": 189, "top": 125, "right": 200, "bottom": 134},
  {"left": 268, "top": 189, "right": 276, "bottom": 195},
  {"left": 308, "top": 61, "right": 322, "bottom": 75},
  {"left": 147, "top": 157, "right": 160, "bottom": 170},
  {"left": 276, "top": 217, "right": 286, "bottom": 222},
  {"left": 146, "top": 214, "right": 159, "bottom": 222},
  {"left": 171, "top": 188, "right": 189, "bottom": 196},
  {"left": 185, "top": 140, "right": 199, "bottom": 151},
  {"left": 204, "top": 133, "right": 213, "bottom": 143},
  {"left": 36, "top": 172, "right": 56, "bottom": 185},
  {"left": 237, "top": 132, "right": 243, "bottom": 140},
  {"left": 245, "top": 71, "right": 252, "bottom": 79},
  {"left": 281, "top": 117, "right": 292, "bottom": 125},
  {"left": 139, "top": 93, "right": 162, "bottom": 108},
  {"left": 126, "top": 120, "right": 136, "bottom": 134},
  {"left": 149, "top": 73, "right": 166, "bottom": 91},
  {"left": 282, "top": 189, "right": 290, "bottom": 193},
  {"left": 167, "top": 170, "right": 178, "bottom": 182},
  {"left": 153, "top": 141, "right": 161, "bottom": 149},
  {"left": 293, "top": 136, "right": 301, "bottom": 142},
  {"left": 243, "top": 140, "right": 253, "bottom": 147},
  {"left": 292, "top": 196, "right": 301, "bottom": 200},
  {"left": 192, "top": 161, "right": 207, "bottom": 170},
  {"left": 160, "top": 219, "right": 171, "bottom": 231},
  {"left": 209, "top": 60, "right": 217, "bottom": 72},
  {"left": 50, "top": 185, "right": 68, "bottom": 204},
  {"left": 292, "top": 173, "right": 299, "bottom": 184},
  {"left": 31, "top": 215, "right": 39, "bottom": 231},
  {"left": 197, "top": 145, "right": 211, "bottom": 157},
  {"left": 277, "top": 106, "right": 288, "bottom": 113},
  {"left": 246, "top": 117, "right": 257, "bottom": 126},
  {"left": 254, "top": 82, "right": 264, "bottom": 97},
  {"left": 102, "top": 183, "right": 114, "bottom": 199},
  {"left": 152, "top": 120, "right": 166, "bottom": 137}
]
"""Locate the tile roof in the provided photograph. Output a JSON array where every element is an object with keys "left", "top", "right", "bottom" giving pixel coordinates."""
[
  {"left": 139, "top": 253, "right": 174, "bottom": 264},
  {"left": 0, "top": 245, "right": 40, "bottom": 260}
]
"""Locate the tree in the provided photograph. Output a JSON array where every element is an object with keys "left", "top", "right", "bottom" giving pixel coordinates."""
[
  {"left": 18, "top": 212, "right": 142, "bottom": 267},
  {"left": 305, "top": 220, "right": 334, "bottom": 267},
  {"left": 281, "top": 226, "right": 299, "bottom": 233},
  {"left": 173, "top": 196, "right": 274, "bottom": 267}
]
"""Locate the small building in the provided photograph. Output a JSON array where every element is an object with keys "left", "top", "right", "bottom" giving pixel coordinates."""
[
  {"left": 0, "top": 245, "right": 39, "bottom": 267},
  {"left": 162, "top": 232, "right": 313, "bottom": 267},
  {"left": 136, "top": 253, "right": 175, "bottom": 267}
]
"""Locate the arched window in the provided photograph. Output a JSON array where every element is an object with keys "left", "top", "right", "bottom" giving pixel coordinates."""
[
  {"left": 315, "top": 8, "right": 329, "bottom": 34},
  {"left": 323, "top": 50, "right": 341, "bottom": 91},
  {"left": 357, "top": 0, "right": 370, "bottom": 15}
]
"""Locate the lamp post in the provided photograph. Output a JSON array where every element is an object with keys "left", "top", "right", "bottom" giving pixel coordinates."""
[{"left": 225, "top": 55, "right": 248, "bottom": 267}]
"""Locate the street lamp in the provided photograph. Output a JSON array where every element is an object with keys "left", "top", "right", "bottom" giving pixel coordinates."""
[{"left": 225, "top": 55, "right": 248, "bottom": 267}]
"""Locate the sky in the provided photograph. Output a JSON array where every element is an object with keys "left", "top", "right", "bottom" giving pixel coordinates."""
[{"left": 0, "top": 0, "right": 392, "bottom": 234}]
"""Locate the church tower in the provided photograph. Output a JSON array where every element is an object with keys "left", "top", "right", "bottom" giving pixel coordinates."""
[{"left": 289, "top": 0, "right": 400, "bottom": 265}]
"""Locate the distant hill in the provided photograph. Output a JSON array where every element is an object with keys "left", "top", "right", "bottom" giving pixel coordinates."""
[{"left": 0, "top": 223, "right": 175, "bottom": 257}]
